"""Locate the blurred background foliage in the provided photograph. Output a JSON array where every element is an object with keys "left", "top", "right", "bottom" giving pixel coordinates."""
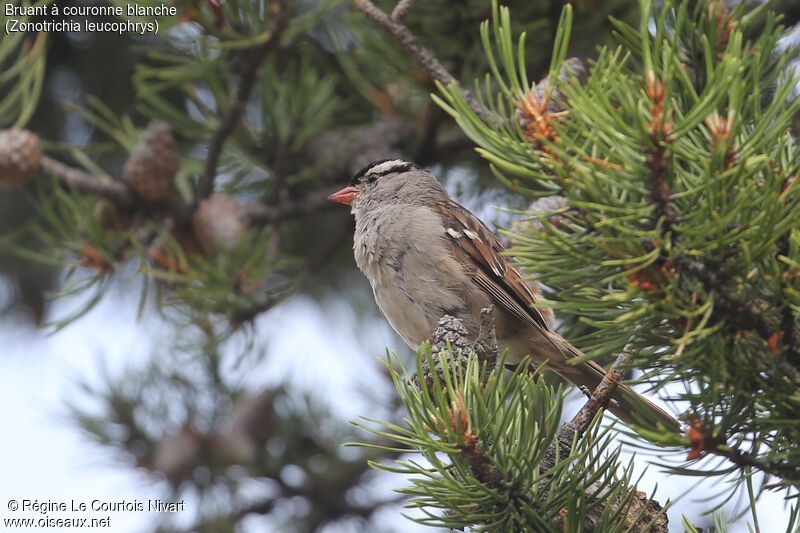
[
  {"left": 0, "top": 1, "right": 640, "bottom": 531},
  {"left": 1, "top": 0, "right": 800, "bottom": 532}
]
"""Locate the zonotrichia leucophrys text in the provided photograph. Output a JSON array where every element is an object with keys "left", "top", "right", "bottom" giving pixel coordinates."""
[{"left": 330, "top": 159, "right": 679, "bottom": 431}]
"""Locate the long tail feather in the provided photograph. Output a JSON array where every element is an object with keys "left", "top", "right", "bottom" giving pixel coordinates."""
[{"left": 547, "top": 337, "right": 681, "bottom": 433}]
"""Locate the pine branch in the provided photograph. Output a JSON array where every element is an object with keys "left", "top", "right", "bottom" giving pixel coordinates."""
[
  {"left": 41, "top": 156, "right": 134, "bottom": 208},
  {"left": 42, "top": 153, "right": 340, "bottom": 229},
  {"left": 570, "top": 353, "right": 628, "bottom": 435},
  {"left": 391, "top": 0, "right": 420, "bottom": 20},
  {"left": 673, "top": 256, "right": 800, "bottom": 380},
  {"left": 777, "top": 233, "right": 800, "bottom": 371},
  {"left": 241, "top": 189, "right": 336, "bottom": 226},
  {"left": 354, "top": 0, "right": 486, "bottom": 121},
  {"left": 644, "top": 76, "right": 680, "bottom": 234},
  {"left": 424, "top": 315, "right": 668, "bottom": 533},
  {"left": 779, "top": 306, "right": 800, "bottom": 376},
  {"left": 538, "top": 353, "right": 629, "bottom": 480},
  {"left": 710, "top": 444, "right": 800, "bottom": 483},
  {"left": 196, "top": 0, "right": 292, "bottom": 199},
  {"left": 427, "top": 312, "right": 627, "bottom": 453},
  {"left": 541, "top": 353, "right": 669, "bottom": 533},
  {"left": 42, "top": 115, "right": 464, "bottom": 230},
  {"left": 42, "top": 154, "right": 195, "bottom": 221},
  {"left": 683, "top": 411, "right": 800, "bottom": 482}
]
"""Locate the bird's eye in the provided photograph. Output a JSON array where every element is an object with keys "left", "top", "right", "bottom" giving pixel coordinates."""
[{"left": 366, "top": 173, "right": 379, "bottom": 183}]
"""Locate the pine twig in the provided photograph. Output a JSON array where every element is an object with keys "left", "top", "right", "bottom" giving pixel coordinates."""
[
  {"left": 426, "top": 313, "right": 628, "bottom": 469},
  {"left": 196, "top": 0, "right": 292, "bottom": 200},
  {"left": 391, "top": 0, "right": 420, "bottom": 20},
  {"left": 423, "top": 316, "right": 667, "bottom": 532},
  {"left": 42, "top": 154, "right": 334, "bottom": 229},
  {"left": 46, "top": 119, "right": 418, "bottom": 222},
  {"left": 571, "top": 352, "right": 628, "bottom": 434},
  {"left": 41, "top": 156, "right": 134, "bottom": 207},
  {"left": 538, "top": 352, "right": 669, "bottom": 532},
  {"left": 354, "top": 0, "right": 486, "bottom": 121},
  {"left": 710, "top": 444, "right": 799, "bottom": 481},
  {"left": 674, "top": 256, "right": 800, "bottom": 380},
  {"left": 241, "top": 189, "right": 336, "bottom": 225},
  {"left": 42, "top": 155, "right": 194, "bottom": 222},
  {"left": 538, "top": 353, "right": 628, "bottom": 476}
]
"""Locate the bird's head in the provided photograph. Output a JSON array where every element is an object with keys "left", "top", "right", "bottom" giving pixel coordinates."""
[{"left": 328, "top": 159, "right": 445, "bottom": 212}]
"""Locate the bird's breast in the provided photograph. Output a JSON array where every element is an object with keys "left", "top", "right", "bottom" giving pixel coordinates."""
[{"left": 352, "top": 205, "right": 473, "bottom": 347}]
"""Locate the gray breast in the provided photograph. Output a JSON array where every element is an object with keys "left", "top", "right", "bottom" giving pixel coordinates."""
[{"left": 352, "top": 205, "right": 470, "bottom": 348}]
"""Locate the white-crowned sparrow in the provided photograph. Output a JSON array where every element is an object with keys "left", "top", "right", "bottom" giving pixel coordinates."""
[{"left": 330, "top": 159, "right": 679, "bottom": 431}]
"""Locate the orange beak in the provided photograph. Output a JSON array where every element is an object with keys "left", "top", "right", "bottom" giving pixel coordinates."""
[{"left": 328, "top": 186, "right": 361, "bottom": 205}]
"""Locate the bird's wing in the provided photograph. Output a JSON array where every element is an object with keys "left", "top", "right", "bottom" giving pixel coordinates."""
[{"left": 434, "top": 200, "right": 551, "bottom": 333}]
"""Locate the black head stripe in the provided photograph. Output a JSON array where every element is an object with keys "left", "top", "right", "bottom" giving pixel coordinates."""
[{"left": 350, "top": 159, "right": 419, "bottom": 186}]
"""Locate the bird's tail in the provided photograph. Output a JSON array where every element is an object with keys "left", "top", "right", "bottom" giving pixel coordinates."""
[{"left": 547, "top": 338, "right": 681, "bottom": 434}]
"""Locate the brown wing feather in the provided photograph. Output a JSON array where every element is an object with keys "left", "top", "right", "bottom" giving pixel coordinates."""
[{"left": 435, "top": 201, "right": 550, "bottom": 333}]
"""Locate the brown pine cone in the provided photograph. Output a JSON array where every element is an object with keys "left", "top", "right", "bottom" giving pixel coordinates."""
[
  {"left": 0, "top": 129, "right": 42, "bottom": 188},
  {"left": 193, "top": 194, "right": 249, "bottom": 254},
  {"left": 122, "top": 120, "right": 179, "bottom": 203}
]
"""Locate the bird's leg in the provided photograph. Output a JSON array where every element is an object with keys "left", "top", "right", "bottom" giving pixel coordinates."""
[{"left": 473, "top": 306, "right": 499, "bottom": 373}]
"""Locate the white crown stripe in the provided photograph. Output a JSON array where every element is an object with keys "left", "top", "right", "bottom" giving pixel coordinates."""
[{"left": 366, "top": 160, "right": 411, "bottom": 175}]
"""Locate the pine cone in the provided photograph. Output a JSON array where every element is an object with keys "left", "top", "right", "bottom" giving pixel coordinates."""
[
  {"left": 193, "top": 194, "right": 249, "bottom": 254},
  {"left": 122, "top": 120, "right": 179, "bottom": 203},
  {"left": 0, "top": 129, "right": 42, "bottom": 188}
]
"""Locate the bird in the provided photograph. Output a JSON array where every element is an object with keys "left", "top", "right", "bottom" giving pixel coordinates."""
[{"left": 329, "top": 158, "right": 680, "bottom": 432}]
